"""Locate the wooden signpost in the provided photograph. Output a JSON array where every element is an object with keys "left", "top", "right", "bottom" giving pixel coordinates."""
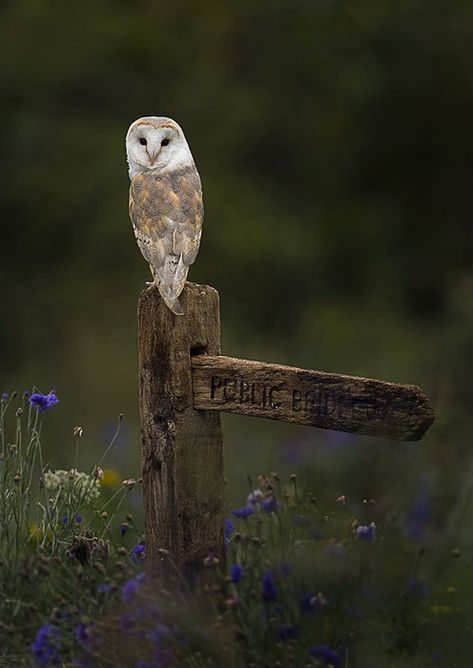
[{"left": 138, "top": 283, "right": 435, "bottom": 577}]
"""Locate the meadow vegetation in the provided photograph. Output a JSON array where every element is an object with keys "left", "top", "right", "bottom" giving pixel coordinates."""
[{"left": 1, "top": 391, "right": 472, "bottom": 667}]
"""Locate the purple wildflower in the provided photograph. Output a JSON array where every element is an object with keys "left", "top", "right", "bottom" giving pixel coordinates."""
[
  {"left": 405, "top": 485, "right": 432, "bottom": 540},
  {"left": 154, "top": 648, "right": 174, "bottom": 668},
  {"left": 230, "top": 564, "right": 244, "bottom": 584},
  {"left": 121, "top": 577, "right": 141, "bottom": 604},
  {"left": 31, "top": 623, "right": 61, "bottom": 666},
  {"left": 262, "top": 570, "right": 278, "bottom": 602},
  {"left": 75, "top": 515, "right": 82, "bottom": 523},
  {"left": 75, "top": 623, "right": 94, "bottom": 649},
  {"left": 247, "top": 488, "right": 264, "bottom": 505},
  {"left": 278, "top": 624, "right": 298, "bottom": 641},
  {"left": 1, "top": 392, "right": 8, "bottom": 402},
  {"left": 29, "top": 391, "right": 59, "bottom": 413},
  {"left": 224, "top": 519, "right": 234, "bottom": 544},
  {"left": 308, "top": 645, "right": 341, "bottom": 666},
  {"left": 325, "top": 542, "right": 345, "bottom": 558},
  {"left": 231, "top": 505, "right": 254, "bottom": 519},
  {"left": 131, "top": 543, "right": 146, "bottom": 564},
  {"left": 407, "top": 579, "right": 429, "bottom": 598},
  {"left": 356, "top": 522, "right": 376, "bottom": 541},
  {"left": 301, "top": 591, "right": 329, "bottom": 613},
  {"left": 120, "top": 522, "right": 129, "bottom": 537},
  {"left": 262, "top": 496, "right": 279, "bottom": 513}
]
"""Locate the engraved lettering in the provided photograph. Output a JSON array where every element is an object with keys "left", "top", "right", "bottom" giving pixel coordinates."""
[
  {"left": 210, "top": 376, "right": 222, "bottom": 400},
  {"left": 292, "top": 389, "right": 302, "bottom": 411},
  {"left": 224, "top": 378, "right": 237, "bottom": 401},
  {"left": 240, "top": 380, "right": 251, "bottom": 403},
  {"left": 269, "top": 386, "right": 281, "bottom": 409},
  {"left": 262, "top": 384, "right": 268, "bottom": 408}
]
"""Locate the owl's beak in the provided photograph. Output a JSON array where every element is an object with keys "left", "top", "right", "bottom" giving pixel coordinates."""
[{"left": 148, "top": 150, "right": 159, "bottom": 166}]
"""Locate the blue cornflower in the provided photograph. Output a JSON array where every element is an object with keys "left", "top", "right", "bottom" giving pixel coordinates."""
[
  {"left": 75, "top": 515, "right": 82, "bottom": 523},
  {"left": 121, "top": 576, "right": 141, "bottom": 604},
  {"left": 356, "top": 522, "right": 376, "bottom": 541},
  {"left": 405, "top": 485, "right": 432, "bottom": 540},
  {"left": 308, "top": 645, "right": 341, "bottom": 666},
  {"left": 230, "top": 563, "right": 244, "bottom": 584},
  {"left": 231, "top": 505, "right": 254, "bottom": 519},
  {"left": 262, "top": 570, "right": 278, "bottom": 602},
  {"left": 1, "top": 392, "right": 8, "bottom": 402},
  {"left": 407, "top": 579, "right": 429, "bottom": 598},
  {"left": 262, "top": 496, "right": 279, "bottom": 513},
  {"left": 30, "top": 391, "right": 59, "bottom": 413},
  {"left": 120, "top": 522, "right": 129, "bottom": 537},
  {"left": 148, "top": 623, "right": 170, "bottom": 645},
  {"left": 224, "top": 519, "right": 234, "bottom": 544},
  {"left": 278, "top": 624, "right": 298, "bottom": 641},
  {"left": 31, "top": 623, "right": 61, "bottom": 666},
  {"left": 301, "top": 591, "right": 329, "bottom": 613},
  {"left": 75, "top": 623, "right": 94, "bottom": 649},
  {"left": 247, "top": 488, "right": 264, "bottom": 505},
  {"left": 98, "top": 583, "right": 111, "bottom": 594},
  {"left": 155, "top": 648, "right": 174, "bottom": 668},
  {"left": 153, "top": 647, "right": 174, "bottom": 668},
  {"left": 325, "top": 542, "right": 345, "bottom": 558},
  {"left": 131, "top": 543, "right": 146, "bottom": 564}
]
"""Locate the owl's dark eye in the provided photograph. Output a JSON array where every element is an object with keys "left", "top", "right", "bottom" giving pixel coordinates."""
[
  {"left": 161, "top": 139, "right": 169, "bottom": 147},
  {"left": 139, "top": 138, "right": 147, "bottom": 146}
]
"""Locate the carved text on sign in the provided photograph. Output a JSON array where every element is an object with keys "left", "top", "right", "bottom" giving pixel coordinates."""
[
  {"left": 192, "top": 356, "right": 435, "bottom": 441},
  {"left": 209, "top": 374, "right": 389, "bottom": 421},
  {"left": 210, "top": 376, "right": 282, "bottom": 409}
]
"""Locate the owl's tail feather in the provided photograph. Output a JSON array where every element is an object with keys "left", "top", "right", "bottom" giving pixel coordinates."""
[
  {"left": 161, "top": 293, "right": 184, "bottom": 316},
  {"left": 156, "top": 255, "right": 189, "bottom": 316}
]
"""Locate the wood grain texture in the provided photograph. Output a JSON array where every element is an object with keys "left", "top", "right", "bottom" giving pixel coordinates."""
[
  {"left": 192, "top": 356, "right": 435, "bottom": 441},
  {"left": 138, "top": 283, "right": 224, "bottom": 579}
]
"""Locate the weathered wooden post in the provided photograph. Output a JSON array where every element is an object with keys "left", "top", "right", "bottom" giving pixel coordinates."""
[
  {"left": 139, "top": 281, "right": 435, "bottom": 578},
  {"left": 138, "top": 283, "right": 224, "bottom": 578}
]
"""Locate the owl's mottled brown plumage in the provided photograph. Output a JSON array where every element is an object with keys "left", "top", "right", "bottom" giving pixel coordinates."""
[{"left": 126, "top": 117, "right": 203, "bottom": 315}]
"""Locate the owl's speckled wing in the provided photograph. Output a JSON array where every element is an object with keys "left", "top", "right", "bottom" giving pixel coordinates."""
[{"left": 129, "top": 165, "right": 203, "bottom": 313}]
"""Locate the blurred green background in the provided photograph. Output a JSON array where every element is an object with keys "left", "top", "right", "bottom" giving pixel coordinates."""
[{"left": 1, "top": 0, "right": 472, "bottom": 502}]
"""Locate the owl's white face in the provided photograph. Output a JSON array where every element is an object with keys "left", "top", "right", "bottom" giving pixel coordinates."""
[{"left": 126, "top": 116, "right": 195, "bottom": 179}]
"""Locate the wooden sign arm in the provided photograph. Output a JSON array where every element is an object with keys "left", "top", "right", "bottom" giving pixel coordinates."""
[{"left": 191, "top": 355, "right": 435, "bottom": 441}]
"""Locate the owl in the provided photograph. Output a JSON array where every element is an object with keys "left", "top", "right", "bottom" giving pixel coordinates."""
[{"left": 126, "top": 116, "right": 203, "bottom": 315}]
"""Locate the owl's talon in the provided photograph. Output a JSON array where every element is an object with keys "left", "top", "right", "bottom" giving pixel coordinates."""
[{"left": 145, "top": 281, "right": 153, "bottom": 286}]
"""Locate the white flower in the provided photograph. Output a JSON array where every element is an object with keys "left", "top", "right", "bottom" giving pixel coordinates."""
[
  {"left": 42, "top": 468, "right": 100, "bottom": 503},
  {"left": 247, "top": 488, "right": 264, "bottom": 506}
]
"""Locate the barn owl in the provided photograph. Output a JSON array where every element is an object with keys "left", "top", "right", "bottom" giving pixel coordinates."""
[{"left": 126, "top": 116, "right": 203, "bottom": 315}]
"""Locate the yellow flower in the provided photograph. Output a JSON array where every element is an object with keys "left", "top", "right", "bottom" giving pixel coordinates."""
[
  {"left": 101, "top": 468, "right": 121, "bottom": 488},
  {"left": 430, "top": 604, "right": 452, "bottom": 615},
  {"left": 28, "top": 523, "right": 53, "bottom": 542}
]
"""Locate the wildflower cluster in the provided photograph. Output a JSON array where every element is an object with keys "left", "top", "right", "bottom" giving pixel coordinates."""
[
  {"left": 223, "top": 472, "right": 350, "bottom": 665},
  {"left": 1, "top": 389, "right": 471, "bottom": 667},
  {"left": 42, "top": 468, "right": 101, "bottom": 503},
  {"left": 0, "top": 390, "right": 144, "bottom": 666},
  {"left": 29, "top": 390, "right": 59, "bottom": 413}
]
